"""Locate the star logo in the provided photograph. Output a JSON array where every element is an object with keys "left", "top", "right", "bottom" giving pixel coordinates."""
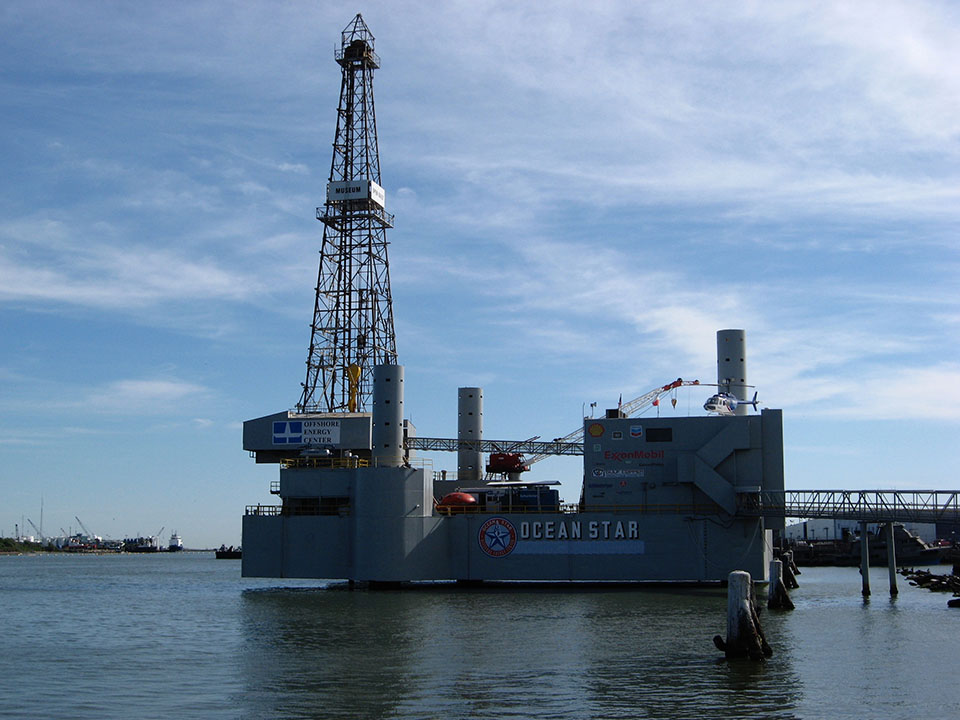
[
  {"left": 478, "top": 517, "right": 517, "bottom": 557},
  {"left": 273, "top": 420, "right": 302, "bottom": 445}
]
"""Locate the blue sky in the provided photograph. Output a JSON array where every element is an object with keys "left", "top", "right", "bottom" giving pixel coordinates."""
[{"left": 2, "top": 1, "right": 959, "bottom": 548}]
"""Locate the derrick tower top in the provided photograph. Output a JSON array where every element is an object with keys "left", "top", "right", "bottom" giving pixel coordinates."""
[{"left": 298, "top": 14, "right": 397, "bottom": 414}]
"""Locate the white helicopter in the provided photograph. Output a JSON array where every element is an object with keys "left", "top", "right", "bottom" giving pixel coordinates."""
[{"left": 703, "top": 389, "right": 760, "bottom": 415}]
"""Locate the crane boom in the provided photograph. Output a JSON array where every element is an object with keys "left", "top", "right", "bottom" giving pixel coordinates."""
[
  {"left": 26, "top": 518, "right": 44, "bottom": 541},
  {"left": 525, "top": 378, "right": 700, "bottom": 465},
  {"left": 619, "top": 378, "right": 699, "bottom": 416},
  {"left": 75, "top": 516, "right": 94, "bottom": 538}
]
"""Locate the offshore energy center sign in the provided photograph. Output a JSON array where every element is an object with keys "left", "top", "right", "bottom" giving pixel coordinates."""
[{"left": 272, "top": 419, "right": 341, "bottom": 446}]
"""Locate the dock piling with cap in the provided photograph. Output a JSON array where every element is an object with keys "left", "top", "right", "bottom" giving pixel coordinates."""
[
  {"left": 767, "top": 559, "right": 794, "bottom": 611},
  {"left": 713, "top": 570, "right": 773, "bottom": 660}
]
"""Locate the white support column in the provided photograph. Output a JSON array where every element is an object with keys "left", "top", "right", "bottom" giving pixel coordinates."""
[
  {"left": 886, "top": 522, "right": 898, "bottom": 596},
  {"left": 860, "top": 521, "right": 871, "bottom": 597}
]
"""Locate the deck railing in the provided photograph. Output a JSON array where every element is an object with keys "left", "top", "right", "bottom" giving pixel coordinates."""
[
  {"left": 436, "top": 502, "right": 722, "bottom": 516},
  {"left": 246, "top": 502, "right": 722, "bottom": 517},
  {"left": 249, "top": 491, "right": 960, "bottom": 522},
  {"left": 281, "top": 457, "right": 370, "bottom": 470},
  {"left": 245, "top": 505, "right": 351, "bottom": 517}
]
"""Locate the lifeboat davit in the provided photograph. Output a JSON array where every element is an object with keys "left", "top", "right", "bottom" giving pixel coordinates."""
[{"left": 436, "top": 492, "right": 478, "bottom": 514}]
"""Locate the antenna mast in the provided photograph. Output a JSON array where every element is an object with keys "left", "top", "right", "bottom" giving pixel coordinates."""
[{"left": 298, "top": 14, "right": 397, "bottom": 413}]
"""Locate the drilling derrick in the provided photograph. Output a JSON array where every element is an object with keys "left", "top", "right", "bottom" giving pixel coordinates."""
[{"left": 298, "top": 14, "right": 397, "bottom": 414}]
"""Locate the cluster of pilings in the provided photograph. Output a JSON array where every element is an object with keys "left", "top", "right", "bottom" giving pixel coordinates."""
[
  {"left": 767, "top": 552, "right": 799, "bottom": 611},
  {"left": 714, "top": 556, "right": 800, "bottom": 661},
  {"left": 714, "top": 530, "right": 954, "bottom": 661}
]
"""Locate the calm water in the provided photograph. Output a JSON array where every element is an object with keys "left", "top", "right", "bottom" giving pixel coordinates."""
[{"left": 1, "top": 553, "right": 958, "bottom": 719}]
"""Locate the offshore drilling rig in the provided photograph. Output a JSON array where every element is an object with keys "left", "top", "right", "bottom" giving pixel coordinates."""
[{"left": 240, "top": 14, "right": 786, "bottom": 585}]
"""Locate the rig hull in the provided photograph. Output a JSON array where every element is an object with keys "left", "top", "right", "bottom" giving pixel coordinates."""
[{"left": 242, "top": 508, "right": 769, "bottom": 583}]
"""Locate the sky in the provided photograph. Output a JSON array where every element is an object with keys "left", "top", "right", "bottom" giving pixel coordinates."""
[{"left": 2, "top": 0, "right": 959, "bottom": 548}]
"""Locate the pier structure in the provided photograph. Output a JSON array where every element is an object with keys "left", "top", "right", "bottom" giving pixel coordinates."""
[
  {"left": 738, "top": 489, "right": 960, "bottom": 524},
  {"left": 739, "top": 490, "right": 960, "bottom": 596}
]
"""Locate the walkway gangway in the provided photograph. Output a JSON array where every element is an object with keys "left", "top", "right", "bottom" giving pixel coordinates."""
[
  {"left": 407, "top": 437, "right": 583, "bottom": 457},
  {"left": 737, "top": 489, "right": 960, "bottom": 525},
  {"left": 407, "top": 379, "right": 701, "bottom": 463}
]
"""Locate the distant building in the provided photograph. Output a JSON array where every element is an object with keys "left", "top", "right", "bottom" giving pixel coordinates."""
[{"left": 785, "top": 519, "right": 936, "bottom": 544}]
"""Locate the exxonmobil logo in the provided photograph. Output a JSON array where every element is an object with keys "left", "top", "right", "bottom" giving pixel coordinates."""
[{"left": 603, "top": 450, "right": 664, "bottom": 462}]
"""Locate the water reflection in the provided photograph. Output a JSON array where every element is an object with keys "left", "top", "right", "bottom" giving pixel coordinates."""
[
  {"left": 578, "top": 588, "right": 802, "bottom": 719},
  {"left": 236, "top": 585, "right": 805, "bottom": 719},
  {"left": 4, "top": 554, "right": 957, "bottom": 718},
  {"left": 238, "top": 586, "right": 427, "bottom": 718}
]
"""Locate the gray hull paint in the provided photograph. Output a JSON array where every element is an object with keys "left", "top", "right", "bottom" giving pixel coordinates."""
[{"left": 242, "top": 511, "right": 769, "bottom": 583}]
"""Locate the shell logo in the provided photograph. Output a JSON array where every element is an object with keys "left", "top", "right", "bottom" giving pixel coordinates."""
[{"left": 587, "top": 422, "right": 605, "bottom": 437}]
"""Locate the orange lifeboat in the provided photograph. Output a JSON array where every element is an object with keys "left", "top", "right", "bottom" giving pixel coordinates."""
[{"left": 436, "top": 492, "right": 478, "bottom": 515}]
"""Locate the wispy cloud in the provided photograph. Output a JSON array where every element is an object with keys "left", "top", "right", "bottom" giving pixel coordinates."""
[
  {"left": 81, "top": 378, "right": 211, "bottom": 415},
  {"left": 383, "top": 1, "right": 960, "bottom": 238},
  {"left": 0, "top": 226, "right": 264, "bottom": 309}
]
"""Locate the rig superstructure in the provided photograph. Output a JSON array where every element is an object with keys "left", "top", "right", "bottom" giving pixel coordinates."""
[{"left": 299, "top": 13, "right": 397, "bottom": 414}]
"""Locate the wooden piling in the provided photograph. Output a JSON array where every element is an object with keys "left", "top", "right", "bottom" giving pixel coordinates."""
[
  {"left": 767, "top": 559, "right": 795, "bottom": 611},
  {"left": 886, "top": 522, "right": 898, "bottom": 596},
  {"left": 713, "top": 571, "right": 773, "bottom": 660},
  {"left": 785, "top": 548, "right": 801, "bottom": 577},
  {"left": 781, "top": 550, "right": 800, "bottom": 589}
]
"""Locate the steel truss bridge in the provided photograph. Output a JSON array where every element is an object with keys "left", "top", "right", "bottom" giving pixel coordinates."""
[
  {"left": 739, "top": 490, "right": 960, "bottom": 524},
  {"left": 406, "top": 437, "right": 584, "bottom": 457}
]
